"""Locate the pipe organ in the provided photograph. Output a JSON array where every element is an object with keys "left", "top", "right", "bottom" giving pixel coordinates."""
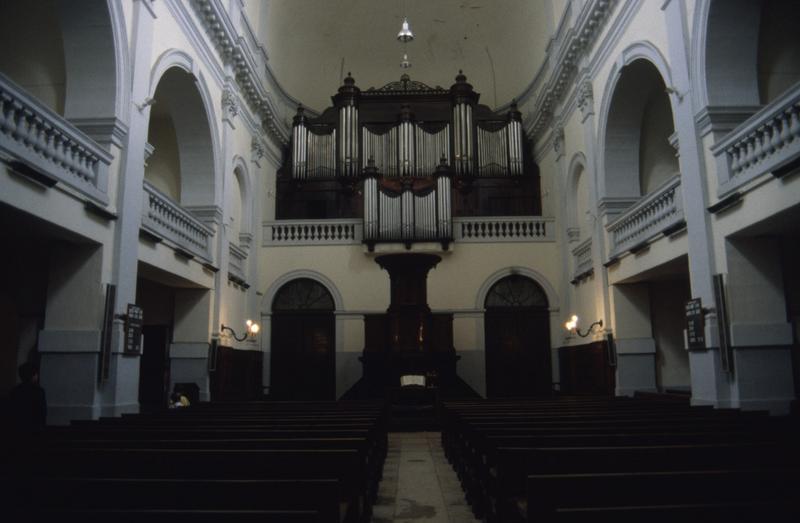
[
  {"left": 363, "top": 161, "right": 452, "bottom": 243},
  {"left": 279, "top": 71, "right": 540, "bottom": 232}
]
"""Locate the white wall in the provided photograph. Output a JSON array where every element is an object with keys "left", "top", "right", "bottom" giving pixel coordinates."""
[
  {"left": 0, "top": 0, "right": 65, "bottom": 114},
  {"left": 145, "top": 111, "right": 182, "bottom": 200},
  {"left": 757, "top": 0, "right": 800, "bottom": 104}
]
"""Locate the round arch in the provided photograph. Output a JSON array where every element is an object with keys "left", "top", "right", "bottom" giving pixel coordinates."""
[
  {"left": 596, "top": 42, "right": 678, "bottom": 203},
  {"left": 147, "top": 51, "right": 221, "bottom": 208},
  {"left": 0, "top": 0, "right": 124, "bottom": 131},
  {"left": 262, "top": 270, "right": 345, "bottom": 315},
  {"left": 566, "top": 152, "right": 589, "bottom": 236},
  {"left": 475, "top": 267, "right": 559, "bottom": 313},
  {"left": 266, "top": 274, "right": 339, "bottom": 400},
  {"left": 482, "top": 273, "right": 553, "bottom": 397},
  {"left": 692, "top": 0, "right": 761, "bottom": 110},
  {"left": 231, "top": 155, "right": 254, "bottom": 242},
  {"left": 60, "top": 0, "right": 122, "bottom": 123}
]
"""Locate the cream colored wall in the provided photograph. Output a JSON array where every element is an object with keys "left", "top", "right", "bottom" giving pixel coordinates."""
[
  {"left": 261, "top": 246, "right": 390, "bottom": 312},
  {"left": 145, "top": 112, "right": 182, "bottom": 200},
  {"left": 0, "top": 0, "right": 65, "bottom": 114}
]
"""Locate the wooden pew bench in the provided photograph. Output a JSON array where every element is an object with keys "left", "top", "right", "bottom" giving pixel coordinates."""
[
  {"left": 487, "top": 443, "right": 799, "bottom": 523},
  {"left": 525, "top": 469, "right": 799, "bottom": 522},
  {"left": 15, "top": 448, "right": 372, "bottom": 523},
  {"left": 10, "top": 478, "right": 342, "bottom": 522}
]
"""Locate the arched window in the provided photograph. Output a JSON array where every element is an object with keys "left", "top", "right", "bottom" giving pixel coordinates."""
[
  {"left": 273, "top": 278, "right": 335, "bottom": 311},
  {"left": 485, "top": 275, "right": 548, "bottom": 309}
]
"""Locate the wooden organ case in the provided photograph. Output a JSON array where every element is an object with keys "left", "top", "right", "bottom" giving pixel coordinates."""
[
  {"left": 278, "top": 71, "right": 541, "bottom": 227},
  {"left": 278, "top": 72, "right": 541, "bottom": 397}
]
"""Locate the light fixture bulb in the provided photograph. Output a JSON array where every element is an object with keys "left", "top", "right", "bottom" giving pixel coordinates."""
[
  {"left": 401, "top": 52, "right": 411, "bottom": 69},
  {"left": 246, "top": 319, "right": 253, "bottom": 327},
  {"left": 397, "top": 18, "right": 414, "bottom": 43},
  {"left": 565, "top": 315, "right": 579, "bottom": 332},
  {"left": 249, "top": 323, "right": 260, "bottom": 335}
]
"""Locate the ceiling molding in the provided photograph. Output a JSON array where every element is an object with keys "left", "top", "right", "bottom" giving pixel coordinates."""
[
  {"left": 524, "top": 0, "right": 618, "bottom": 140},
  {"left": 190, "top": 0, "right": 291, "bottom": 147}
]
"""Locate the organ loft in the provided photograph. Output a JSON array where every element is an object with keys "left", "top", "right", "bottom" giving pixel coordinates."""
[{"left": 276, "top": 71, "right": 541, "bottom": 397}]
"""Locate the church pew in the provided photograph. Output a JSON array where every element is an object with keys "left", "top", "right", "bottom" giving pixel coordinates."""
[
  {"left": 487, "top": 443, "right": 800, "bottom": 523},
  {"left": 16, "top": 448, "right": 371, "bottom": 522},
  {"left": 446, "top": 416, "right": 790, "bottom": 491},
  {"left": 26, "top": 509, "right": 322, "bottom": 522},
  {"left": 11, "top": 477, "right": 344, "bottom": 522},
  {"left": 547, "top": 504, "right": 784, "bottom": 523},
  {"left": 524, "top": 469, "right": 799, "bottom": 522},
  {"left": 40, "top": 435, "right": 386, "bottom": 503}
]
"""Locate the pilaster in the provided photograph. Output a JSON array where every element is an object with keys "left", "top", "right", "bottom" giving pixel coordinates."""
[{"left": 661, "top": 0, "right": 727, "bottom": 407}]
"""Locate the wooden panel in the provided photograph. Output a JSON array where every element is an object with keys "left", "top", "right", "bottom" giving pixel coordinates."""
[
  {"left": 558, "top": 341, "right": 615, "bottom": 395},
  {"left": 211, "top": 346, "right": 263, "bottom": 402},
  {"left": 270, "top": 313, "right": 335, "bottom": 400},
  {"left": 485, "top": 309, "right": 551, "bottom": 397}
]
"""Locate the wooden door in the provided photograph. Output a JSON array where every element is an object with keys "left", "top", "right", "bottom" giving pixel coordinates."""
[
  {"left": 270, "top": 278, "right": 337, "bottom": 400},
  {"left": 138, "top": 325, "right": 170, "bottom": 410},
  {"left": 271, "top": 313, "right": 335, "bottom": 400},
  {"left": 485, "top": 309, "right": 551, "bottom": 397},
  {"left": 484, "top": 275, "right": 552, "bottom": 398}
]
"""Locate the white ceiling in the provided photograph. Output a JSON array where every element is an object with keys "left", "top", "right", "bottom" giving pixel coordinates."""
[{"left": 263, "top": 0, "right": 551, "bottom": 112}]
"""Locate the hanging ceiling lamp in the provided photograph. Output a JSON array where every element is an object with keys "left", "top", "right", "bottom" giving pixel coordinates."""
[
  {"left": 397, "top": 15, "right": 414, "bottom": 69},
  {"left": 397, "top": 17, "right": 414, "bottom": 43}
]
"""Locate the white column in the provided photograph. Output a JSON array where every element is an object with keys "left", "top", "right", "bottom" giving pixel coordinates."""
[
  {"left": 662, "top": 0, "right": 730, "bottom": 408},
  {"left": 41, "top": 0, "right": 158, "bottom": 422}
]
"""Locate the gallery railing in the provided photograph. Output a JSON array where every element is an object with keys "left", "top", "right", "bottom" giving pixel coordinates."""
[
  {"left": 606, "top": 175, "right": 683, "bottom": 257},
  {"left": 712, "top": 82, "right": 800, "bottom": 197},
  {"left": 263, "top": 219, "right": 363, "bottom": 246},
  {"left": 453, "top": 216, "right": 554, "bottom": 242},
  {"left": 141, "top": 181, "right": 213, "bottom": 261},
  {"left": 0, "top": 72, "right": 112, "bottom": 204}
]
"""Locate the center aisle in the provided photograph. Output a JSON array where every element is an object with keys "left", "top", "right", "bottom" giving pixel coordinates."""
[{"left": 371, "top": 432, "right": 481, "bottom": 523}]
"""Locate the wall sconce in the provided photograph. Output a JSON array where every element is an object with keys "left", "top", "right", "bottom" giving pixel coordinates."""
[
  {"left": 221, "top": 319, "right": 260, "bottom": 342},
  {"left": 564, "top": 315, "right": 603, "bottom": 338}
]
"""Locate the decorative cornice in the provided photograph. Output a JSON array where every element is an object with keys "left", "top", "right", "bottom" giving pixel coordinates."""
[
  {"left": 251, "top": 136, "right": 266, "bottom": 166},
  {"left": 577, "top": 80, "right": 594, "bottom": 120},
  {"left": 190, "top": 0, "right": 289, "bottom": 147},
  {"left": 525, "top": 0, "right": 617, "bottom": 138},
  {"left": 553, "top": 125, "right": 565, "bottom": 158},
  {"left": 221, "top": 86, "right": 239, "bottom": 120}
]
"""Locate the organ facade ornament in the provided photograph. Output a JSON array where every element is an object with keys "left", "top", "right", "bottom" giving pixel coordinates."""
[{"left": 278, "top": 72, "right": 541, "bottom": 248}]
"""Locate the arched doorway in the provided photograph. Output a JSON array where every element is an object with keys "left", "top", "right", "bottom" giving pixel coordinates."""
[
  {"left": 271, "top": 278, "right": 336, "bottom": 400},
  {"left": 484, "top": 275, "right": 551, "bottom": 397}
]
